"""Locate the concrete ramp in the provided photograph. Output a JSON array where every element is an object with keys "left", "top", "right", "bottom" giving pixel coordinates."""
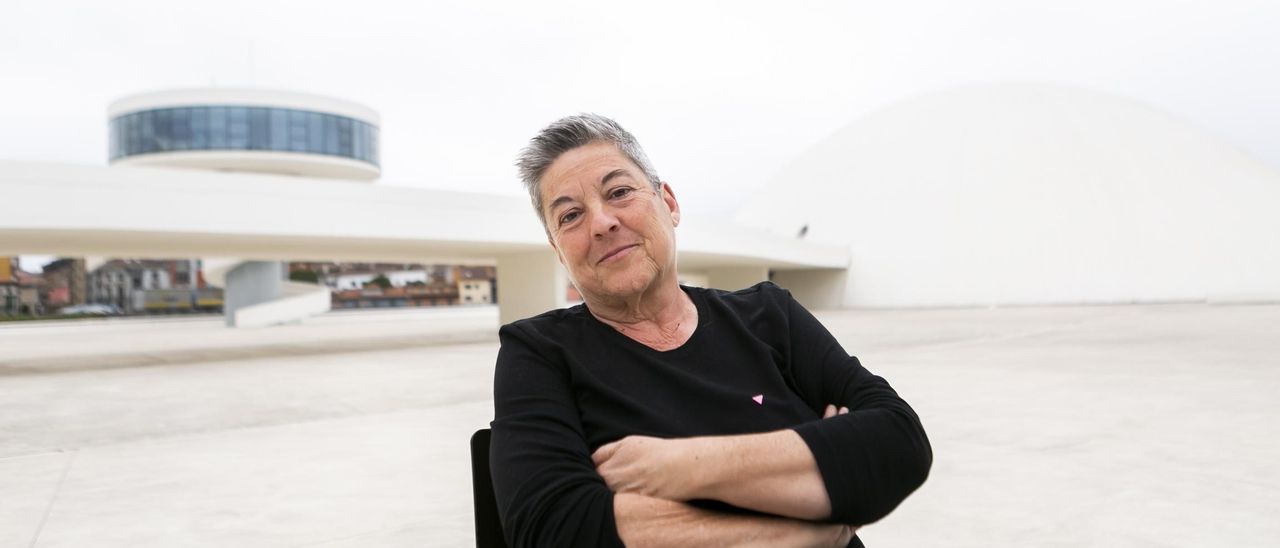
[{"left": 202, "top": 258, "right": 331, "bottom": 327}]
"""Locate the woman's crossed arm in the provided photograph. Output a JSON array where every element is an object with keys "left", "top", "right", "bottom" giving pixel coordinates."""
[
  {"left": 594, "top": 405, "right": 851, "bottom": 521},
  {"left": 612, "top": 492, "right": 855, "bottom": 548}
]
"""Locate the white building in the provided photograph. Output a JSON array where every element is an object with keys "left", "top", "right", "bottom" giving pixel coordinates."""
[
  {"left": 334, "top": 273, "right": 377, "bottom": 291},
  {"left": 459, "top": 279, "right": 492, "bottom": 305},
  {"left": 0, "top": 87, "right": 843, "bottom": 326},
  {"left": 109, "top": 88, "right": 380, "bottom": 181},
  {"left": 737, "top": 83, "right": 1280, "bottom": 308},
  {"left": 87, "top": 259, "right": 200, "bottom": 313},
  {"left": 106, "top": 88, "right": 383, "bottom": 325},
  {"left": 387, "top": 270, "right": 429, "bottom": 287},
  {"left": 88, "top": 263, "right": 130, "bottom": 310}
]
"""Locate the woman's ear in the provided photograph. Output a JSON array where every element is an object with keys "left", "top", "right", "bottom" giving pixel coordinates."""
[{"left": 661, "top": 182, "right": 681, "bottom": 226}]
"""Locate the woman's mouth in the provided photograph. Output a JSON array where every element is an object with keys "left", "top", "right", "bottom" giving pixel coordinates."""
[{"left": 598, "top": 244, "right": 639, "bottom": 264}]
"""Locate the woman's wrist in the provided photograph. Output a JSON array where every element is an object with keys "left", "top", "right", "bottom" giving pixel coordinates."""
[{"left": 680, "top": 435, "right": 732, "bottom": 500}]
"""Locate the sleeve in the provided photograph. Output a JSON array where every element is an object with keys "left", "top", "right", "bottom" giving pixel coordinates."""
[
  {"left": 778, "top": 289, "right": 933, "bottom": 525},
  {"left": 489, "top": 323, "right": 625, "bottom": 548}
]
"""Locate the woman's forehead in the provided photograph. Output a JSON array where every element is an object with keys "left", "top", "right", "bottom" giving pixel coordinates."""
[{"left": 542, "top": 144, "right": 643, "bottom": 198}]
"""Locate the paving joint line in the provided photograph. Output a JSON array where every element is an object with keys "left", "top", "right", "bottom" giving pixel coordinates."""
[{"left": 28, "top": 449, "right": 76, "bottom": 548}]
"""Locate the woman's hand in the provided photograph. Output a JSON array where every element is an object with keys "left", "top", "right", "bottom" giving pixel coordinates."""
[
  {"left": 592, "top": 435, "right": 701, "bottom": 501},
  {"left": 823, "top": 404, "right": 850, "bottom": 419},
  {"left": 828, "top": 524, "right": 859, "bottom": 547}
]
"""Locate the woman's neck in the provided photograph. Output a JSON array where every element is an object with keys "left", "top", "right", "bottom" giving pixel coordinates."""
[{"left": 585, "top": 280, "right": 697, "bottom": 351}]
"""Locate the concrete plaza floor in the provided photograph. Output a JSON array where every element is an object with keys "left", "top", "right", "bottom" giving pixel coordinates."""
[{"left": 1, "top": 302, "right": 1277, "bottom": 547}]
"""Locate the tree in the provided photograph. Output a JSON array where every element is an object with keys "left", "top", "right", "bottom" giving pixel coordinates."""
[
  {"left": 289, "top": 270, "right": 320, "bottom": 284},
  {"left": 368, "top": 274, "right": 392, "bottom": 289}
]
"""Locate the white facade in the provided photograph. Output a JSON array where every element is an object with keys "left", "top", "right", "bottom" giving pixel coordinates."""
[
  {"left": 387, "top": 270, "right": 428, "bottom": 287},
  {"left": 333, "top": 270, "right": 427, "bottom": 289},
  {"left": 114, "top": 150, "right": 379, "bottom": 182},
  {"left": 736, "top": 82, "right": 1280, "bottom": 308},
  {"left": 88, "top": 260, "right": 180, "bottom": 313},
  {"left": 459, "top": 279, "right": 492, "bottom": 305},
  {"left": 0, "top": 159, "right": 848, "bottom": 322},
  {"left": 0, "top": 161, "right": 849, "bottom": 270},
  {"left": 334, "top": 273, "right": 377, "bottom": 290}
]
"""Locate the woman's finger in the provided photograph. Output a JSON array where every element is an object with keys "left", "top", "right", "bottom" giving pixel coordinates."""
[
  {"left": 823, "top": 404, "right": 836, "bottom": 418},
  {"left": 591, "top": 441, "right": 618, "bottom": 466}
]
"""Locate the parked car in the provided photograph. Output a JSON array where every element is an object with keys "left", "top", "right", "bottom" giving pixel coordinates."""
[{"left": 59, "top": 304, "right": 122, "bottom": 316}]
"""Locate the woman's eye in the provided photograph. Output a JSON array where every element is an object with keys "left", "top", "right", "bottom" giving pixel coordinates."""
[
  {"left": 609, "top": 187, "right": 633, "bottom": 199},
  {"left": 559, "top": 211, "right": 580, "bottom": 225}
]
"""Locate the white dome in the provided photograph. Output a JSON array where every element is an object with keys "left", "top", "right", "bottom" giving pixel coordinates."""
[{"left": 735, "top": 83, "right": 1280, "bottom": 307}]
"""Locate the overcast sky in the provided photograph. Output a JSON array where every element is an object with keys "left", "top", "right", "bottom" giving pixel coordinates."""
[{"left": 3, "top": 1, "right": 1278, "bottom": 269}]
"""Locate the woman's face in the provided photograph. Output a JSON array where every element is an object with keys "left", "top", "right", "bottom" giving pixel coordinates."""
[{"left": 540, "top": 142, "right": 681, "bottom": 303}]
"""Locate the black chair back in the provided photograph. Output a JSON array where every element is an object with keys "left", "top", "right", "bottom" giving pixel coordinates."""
[{"left": 471, "top": 428, "right": 509, "bottom": 548}]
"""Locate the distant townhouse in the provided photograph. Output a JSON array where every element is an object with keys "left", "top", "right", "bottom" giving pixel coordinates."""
[
  {"left": 42, "top": 258, "right": 87, "bottom": 312},
  {"left": 1, "top": 257, "right": 19, "bottom": 315},
  {"left": 88, "top": 259, "right": 218, "bottom": 314}
]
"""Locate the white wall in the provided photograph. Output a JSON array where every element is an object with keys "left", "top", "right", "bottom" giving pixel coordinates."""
[{"left": 736, "top": 83, "right": 1280, "bottom": 307}]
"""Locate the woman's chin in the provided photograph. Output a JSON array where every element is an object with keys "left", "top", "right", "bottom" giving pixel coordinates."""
[
  {"left": 575, "top": 259, "right": 674, "bottom": 303},
  {"left": 587, "top": 274, "right": 655, "bottom": 301}
]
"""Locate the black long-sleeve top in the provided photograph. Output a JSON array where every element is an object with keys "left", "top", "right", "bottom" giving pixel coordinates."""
[{"left": 490, "top": 282, "right": 931, "bottom": 547}]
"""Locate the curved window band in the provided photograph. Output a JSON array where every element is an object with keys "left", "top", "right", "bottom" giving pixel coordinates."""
[{"left": 109, "top": 106, "right": 380, "bottom": 167}]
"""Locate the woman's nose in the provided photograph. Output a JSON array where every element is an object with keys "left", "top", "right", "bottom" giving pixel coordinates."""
[{"left": 590, "top": 209, "right": 620, "bottom": 237}]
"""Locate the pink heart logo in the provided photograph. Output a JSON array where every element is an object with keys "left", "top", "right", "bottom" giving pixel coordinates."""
[{"left": 751, "top": 394, "right": 764, "bottom": 405}]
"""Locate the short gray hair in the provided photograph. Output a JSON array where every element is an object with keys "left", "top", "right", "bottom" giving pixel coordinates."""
[{"left": 515, "top": 113, "right": 662, "bottom": 227}]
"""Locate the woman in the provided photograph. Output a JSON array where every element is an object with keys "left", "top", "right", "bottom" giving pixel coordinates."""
[{"left": 491, "top": 114, "right": 931, "bottom": 547}]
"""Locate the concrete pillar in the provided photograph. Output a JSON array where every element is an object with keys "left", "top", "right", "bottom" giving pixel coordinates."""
[
  {"left": 224, "top": 261, "right": 283, "bottom": 327},
  {"left": 496, "top": 251, "right": 568, "bottom": 326},
  {"left": 706, "top": 266, "right": 769, "bottom": 291},
  {"left": 771, "top": 269, "right": 849, "bottom": 310}
]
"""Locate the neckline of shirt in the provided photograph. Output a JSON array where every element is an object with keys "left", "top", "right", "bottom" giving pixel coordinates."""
[{"left": 582, "top": 285, "right": 710, "bottom": 356}]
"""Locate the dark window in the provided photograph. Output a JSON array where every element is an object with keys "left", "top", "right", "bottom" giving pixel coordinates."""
[
  {"left": 172, "top": 108, "right": 191, "bottom": 151},
  {"left": 108, "top": 119, "right": 120, "bottom": 159},
  {"left": 139, "top": 110, "right": 155, "bottom": 153},
  {"left": 126, "top": 114, "right": 140, "bottom": 158},
  {"left": 110, "top": 105, "right": 379, "bottom": 166},
  {"left": 227, "top": 107, "right": 248, "bottom": 148},
  {"left": 353, "top": 121, "right": 366, "bottom": 160},
  {"left": 338, "top": 118, "right": 353, "bottom": 156},
  {"left": 323, "top": 114, "right": 339, "bottom": 155},
  {"left": 190, "top": 108, "right": 209, "bottom": 149},
  {"left": 209, "top": 107, "right": 228, "bottom": 148},
  {"left": 248, "top": 107, "right": 270, "bottom": 150},
  {"left": 154, "top": 109, "right": 172, "bottom": 151},
  {"left": 270, "top": 109, "right": 289, "bottom": 150},
  {"left": 289, "top": 110, "right": 308, "bottom": 152},
  {"left": 307, "top": 112, "right": 324, "bottom": 153}
]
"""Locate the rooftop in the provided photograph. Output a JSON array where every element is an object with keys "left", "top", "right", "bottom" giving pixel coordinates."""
[{"left": 1, "top": 303, "right": 1276, "bottom": 546}]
